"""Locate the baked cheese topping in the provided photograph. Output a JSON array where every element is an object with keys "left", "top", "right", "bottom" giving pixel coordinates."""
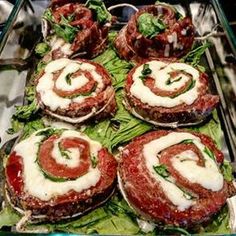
[
  {"left": 130, "top": 61, "right": 201, "bottom": 107},
  {"left": 36, "top": 58, "right": 104, "bottom": 111},
  {"left": 143, "top": 132, "right": 223, "bottom": 211},
  {"left": 14, "top": 129, "right": 102, "bottom": 201}
]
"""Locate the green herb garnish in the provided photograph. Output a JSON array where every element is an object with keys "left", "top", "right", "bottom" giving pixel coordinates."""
[
  {"left": 14, "top": 99, "right": 39, "bottom": 120},
  {"left": 221, "top": 161, "right": 233, "bottom": 182},
  {"left": 43, "top": 8, "right": 53, "bottom": 22},
  {"left": 65, "top": 73, "right": 72, "bottom": 85},
  {"left": 53, "top": 23, "right": 78, "bottom": 44},
  {"left": 36, "top": 128, "right": 63, "bottom": 138},
  {"left": 35, "top": 42, "right": 51, "bottom": 57},
  {"left": 139, "top": 64, "right": 152, "bottom": 81},
  {"left": 58, "top": 142, "right": 71, "bottom": 160},
  {"left": 91, "top": 155, "right": 98, "bottom": 168},
  {"left": 137, "top": 13, "right": 166, "bottom": 38},
  {"left": 203, "top": 146, "right": 215, "bottom": 160},
  {"left": 153, "top": 164, "right": 170, "bottom": 178},
  {"left": 166, "top": 76, "right": 182, "bottom": 85},
  {"left": 170, "top": 79, "right": 196, "bottom": 98},
  {"left": 86, "top": 0, "right": 112, "bottom": 24},
  {"left": 181, "top": 43, "right": 211, "bottom": 68},
  {"left": 181, "top": 139, "right": 194, "bottom": 144}
]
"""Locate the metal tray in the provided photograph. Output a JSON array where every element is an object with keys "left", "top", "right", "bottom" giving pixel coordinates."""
[{"left": 0, "top": 0, "right": 236, "bottom": 234}]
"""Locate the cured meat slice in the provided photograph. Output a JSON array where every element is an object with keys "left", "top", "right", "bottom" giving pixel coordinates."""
[
  {"left": 35, "top": 58, "right": 117, "bottom": 123},
  {"left": 124, "top": 60, "right": 219, "bottom": 127},
  {"left": 114, "top": 3, "right": 194, "bottom": 61},
  {"left": 42, "top": 0, "right": 113, "bottom": 59},
  {"left": 118, "top": 130, "right": 234, "bottom": 227},
  {"left": 5, "top": 128, "right": 117, "bottom": 221}
]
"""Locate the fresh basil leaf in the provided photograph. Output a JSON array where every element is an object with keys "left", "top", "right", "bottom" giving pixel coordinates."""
[
  {"left": 58, "top": 142, "right": 71, "bottom": 160},
  {"left": 43, "top": 8, "right": 54, "bottom": 22},
  {"left": 166, "top": 76, "right": 182, "bottom": 85},
  {"left": 65, "top": 73, "right": 72, "bottom": 85},
  {"left": 35, "top": 42, "right": 51, "bottom": 57},
  {"left": 0, "top": 206, "right": 21, "bottom": 229},
  {"left": 53, "top": 23, "right": 78, "bottom": 43},
  {"left": 181, "top": 43, "right": 211, "bottom": 67},
  {"left": 139, "top": 64, "right": 152, "bottom": 81},
  {"left": 85, "top": 0, "right": 112, "bottom": 24},
  {"left": 153, "top": 164, "right": 170, "bottom": 178},
  {"left": 21, "top": 119, "right": 45, "bottom": 140},
  {"left": 181, "top": 139, "right": 194, "bottom": 144},
  {"left": 14, "top": 99, "right": 39, "bottom": 120},
  {"left": 36, "top": 128, "right": 63, "bottom": 138},
  {"left": 91, "top": 155, "right": 98, "bottom": 168},
  {"left": 170, "top": 79, "right": 196, "bottom": 98},
  {"left": 138, "top": 13, "right": 166, "bottom": 38},
  {"left": 221, "top": 161, "right": 233, "bottom": 182},
  {"left": 203, "top": 146, "right": 215, "bottom": 160},
  {"left": 42, "top": 170, "right": 68, "bottom": 182}
]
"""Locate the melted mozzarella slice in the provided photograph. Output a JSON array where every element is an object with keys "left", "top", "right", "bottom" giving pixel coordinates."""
[
  {"left": 143, "top": 132, "right": 223, "bottom": 211},
  {"left": 14, "top": 130, "right": 102, "bottom": 201},
  {"left": 36, "top": 59, "right": 104, "bottom": 111},
  {"left": 130, "top": 61, "right": 201, "bottom": 107}
]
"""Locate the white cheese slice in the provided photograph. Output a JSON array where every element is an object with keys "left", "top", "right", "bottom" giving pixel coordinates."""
[
  {"left": 143, "top": 132, "right": 223, "bottom": 211},
  {"left": 130, "top": 61, "right": 201, "bottom": 107},
  {"left": 36, "top": 59, "right": 105, "bottom": 111},
  {"left": 14, "top": 129, "right": 102, "bottom": 201}
]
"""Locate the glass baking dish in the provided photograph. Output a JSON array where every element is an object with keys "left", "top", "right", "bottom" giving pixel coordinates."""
[{"left": 0, "top": 0, "right": 236, "bottom": 235}]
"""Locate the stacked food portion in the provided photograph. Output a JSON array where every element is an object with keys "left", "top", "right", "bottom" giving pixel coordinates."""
[
  {"left": 6, "top": 128, "right": 117, "bottom": 220},
  {"left": 35, "top": 58, "right": 117, "bottom": 123},
  {"left": 1, "top": 0, "right": 235, "bottom": 235},
  {"left": 124, "top": 60, "right": 219, "bottom": 126},
  {"left": 115, "top": 2, "right": 194, "bottom": 60}
]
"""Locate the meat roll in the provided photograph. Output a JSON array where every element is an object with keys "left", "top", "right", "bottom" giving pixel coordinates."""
[
  {"left": 5, "top": 128, "right": 117, "bottom": 221},
  {"left": 35, "top": 58, "right": 117, "bottom": 123},
  {"left": 115, "top": 3, "right": 194, "bottom": 61},
  {"left": 42, "top": 0, "right": 113, "bottom": 59},
  {"left": 118, "top": 130, "right": 233, "bottom": 227},
  {"left": 124, "top": 60, "right": 219, "bottom": 127}
]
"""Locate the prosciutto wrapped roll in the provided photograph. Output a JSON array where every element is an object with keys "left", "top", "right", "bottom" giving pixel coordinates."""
[
  {"left": 5, "top": 128, "right": 117, "bottom": 221},
  {"left": 35, "top": 58, "right": 117, "bottom": 123},
  {"left": 42, "top": 0, "right": 113, "bottom": 59},
  {"left": 118, "top": 130, "right": 234, "bottom": 227},
  {"left": 115, "top": 3, "right": 194, "bottom": 61},
  {"left": 124, "top": 60, "right": 219, "bottom": 127}
]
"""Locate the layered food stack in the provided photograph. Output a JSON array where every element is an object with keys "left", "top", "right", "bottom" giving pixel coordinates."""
[{"left": 3, "top": 0, "right": 236, "bottom": 234}]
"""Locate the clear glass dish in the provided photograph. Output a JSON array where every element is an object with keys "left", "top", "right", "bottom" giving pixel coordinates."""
[{"left": 0, "top": 0, "right": 236, "bottom": 235}]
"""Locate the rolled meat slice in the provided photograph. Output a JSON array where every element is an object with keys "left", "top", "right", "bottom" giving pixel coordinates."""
[
  {"left": 42, "top": 0, "right": 113, "bottom": 59},
  {"left": 118, "top": 130, "right": 234, "bottom": 227},
  {"left": 35, "top": 58, "right": 117, "bottom": 123},
  {"left": 114, "top": 3, "right": 194, "bottom": 61},
  {"left": 5, "top": 128, "right": 117, "bottom": 221},
  {"left": 124, "top": 60, "right": 219, "bottom": 127}
]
